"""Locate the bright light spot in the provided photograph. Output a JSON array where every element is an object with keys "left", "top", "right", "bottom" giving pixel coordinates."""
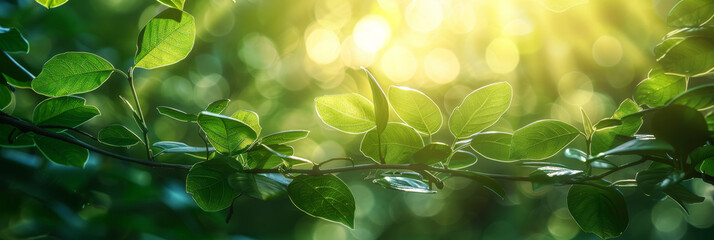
[
  {"left": 305, "top": 28, "right": 341, "bottom": 64},
  {"left": 652, "top": 200, "right": 687, "bottom": 237},
  {"left": 403, "top": 194, "right": 444, "bottom": 217},
  {"left": 340, "top": 36, "right": 376, "bottom": 69},
  {"left": 353, "top": 15, "right": 391, "bottom": 53},
  {"left": 311, "top": 221, "right": 347, "bottom": 240},
  {"left": 558, "top": 72, "right": 594, "bottom": 105},
  {"left": 446, "top": 3, "right": 476, "bottom": 34},
  {"left": 381, "top": 46, "right": 417, "bottom": 83},
  {"left": 377, "top": 0, "right": 400, "bottom": 12},
  {"left": 503, "top": 19, "right": 534, "bottom": 36},
  {"left": 547, "top": 208, "right": 579, "bottom": 240},
  {"left": 537, "top": 0, "right": 589, "bottom": 13},
  {"left": 238, "top": 33, "right": 279, "bottom": 69},
  {"left": 314, "top": 0, "right": 352, "bottom": 30},
  {"left": 405, "top": 0, "right": 443, "bottom": 33},
  {"left": 424, "top": 48, "right": 460, "bottom": 84},
  {"left": 592, "top": 35, "right": 623, "bottom": 67},
  {"left": 486, "top": 38, "right": 520, "bottom": 74}
]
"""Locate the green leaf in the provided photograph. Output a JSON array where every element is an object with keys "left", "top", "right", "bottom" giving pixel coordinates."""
[
  {"left": 157, "top": 106, "right": 196, "bottom": 122},
  {"left": 360, "top": 123, "right": 423, "bottom": 164},
  {"left": 153, "top": 141, "right": 213, "bottom": 155},
  {"left": 448, "top": 150, "right": 478, "bottom": 169},
  {"left": 197, "top": 111, "right": 257, "bottom": 156},
  {"left": 206, "top": 99, "right": 230, "bottom": 114},
  {"left": 0, "top": 84, "right": 11, "bottom": 110},
  {"left": 98, "top": 124, "right": 141, "bottom": 147},
  {"left": 260, "top": 130, "right": 309, "bottom": 145},
  {"left": 591, "top": 99, "right": 643, "bottom": 155},
  {"left": 362, "top": 67, "right": 388, "bottom": 134},
  {"left": 449, "top": 82, "right": 512, "bottom": 138},
  {"left": 529, "top": 166, "right": 585, "bottom": 191},
  {"left": 593, "top": 118, "right": 622, "bottom": 130},
  {"left": 590, "top": 158, "right": 617, "bottom": 169},
  {"left": 1, "top": 52, "right": 34, "bottom": 88},
  {"left": 32, "top": 96, "right": 100, "bottom": 129},
  {"left": 186, "top": 158, "right": 241, "bottom": 212},
  {"left": 35, "top": 0, "right": 69, "bottom": 9},
  {"left": 707, "top": 112, "right": 714, "bottom": 132},
  {"left": 667, "top": 0, "right": 714, "bottom": 27},
  {"left": 288, "top": 174, "right": 355, "bottom": 228},
  {"left": 0, "top": 27, "right": 29, "bottom": 54},
  {"left": 567, "top": 183, "right": 628, "bottom": 239},
  {"left": 633, "top": 67, "right": 687, "bottom": 107},
  {"left": 388, "top": 86, "right": 442, "bottom": 135},
  {"left": 636, "top": 168, "right": 685, "bottom": 195},
  {"left": 373, "top": 177, "right": 436, "bottom": 194},
  {"left": 664, "top": 184, "right": 705, "bottom": 214},
  {"left": 701, "top": 157, "right": 714, "bottom": 176},
  {"left": 231, "top": 110, "right": 261, "bottom": 135},
  {"left": 599, "top": 139, "right": 675, "bottom": 156},
  {"left": 135, "top": 8, "right": 196, "bottom": 69},
  {"left": 0, "top": 124, "right": 34, "bottom": 148},
  {"left": 509, "top": 120, "right": 580, "bottom": 160},
  {"left": 119, "top": 95, "right": 144, "bottom": 132},
  {"left": 469, "top": 131, "right": 512, "bottom": 161},
  {"left": 411, "top": 142, "right": 451, "bottom": 165},
  {"left": 691, "top": 145, "right": 714, "bottom": 167},
  {"left": 563, "top": 148, "right": 588, "bottom": 162},
  {"left": 261, "top": 144, "right": 314, "bottom": 167},
  {"left": 315, "top": 93, "right": 375, "bottom": 134},
  {"left": 229, "top": 172, "right": 290, "bottom": 200},
  {"left": 668, "top": 83, "right": 714, "bottom": 110},
  {"left": 657, "top": 37, "right": 714, "bottom": 77},
  {"left": 651, "top": 105, "right": 709, "bottom": 153},
  {"left": 31, "top": 52, "right": 115, "bottom": 97},
  {"left": 157, "top": 0, "right": 185, "bottom": 9},
  {"left": 655, "top": 38, "right": 685, "bottom": 60},
  {"left": 457, "top": 171, "right": 506, "bottom": 199},
  {"left": 580, "top": 107, "right": 593, "bottom": 138},
  {"left": 239, "top": 144, "right": 293, "bottom": 169},
  {"left": 33, "top": 133, "right": 89, "bottom": 168}
]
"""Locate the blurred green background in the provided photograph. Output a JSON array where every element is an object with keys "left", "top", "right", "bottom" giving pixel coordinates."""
[{"left": 1, "top": 0, "right": 713, "bottom": 239}]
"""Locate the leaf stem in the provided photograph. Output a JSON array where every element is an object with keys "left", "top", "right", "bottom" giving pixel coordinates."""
[{"left": 127, "top": 67, "right": 153, "bottom": 161}]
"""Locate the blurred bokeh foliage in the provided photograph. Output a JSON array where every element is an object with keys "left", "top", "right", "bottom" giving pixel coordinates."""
[{"left": 1, "top": 0, "right": 714, "bottom": 239}]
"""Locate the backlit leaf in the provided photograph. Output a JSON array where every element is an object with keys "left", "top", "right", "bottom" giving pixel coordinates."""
[
  {"left": 633, "top": 67, "right": 687, "bottom": 107},
  {"left": 449, "top": 82, "right": 512, "bottom": 138},
  {"left": 388, "top": 86, "right": 442, "bottom": 135},
  {"left": 288, "top": 174, "right": 355, "bottom": 228},
  {"left": 231, "top": 110, "right": 261, "bottom": 135},
  {"left": 591, "top": 99, "right": 643, "bottom": 155},
  {"left": 567, "top": 182, "right": 628, "bottom": 239},
  {"left": 135, "top": 8, "right": 196, "bottom": 69},
  {"left": 186, "top": 158, "right": 241, "bottom": 211},
  {"left": 157, "top": 106, "right": 196, "bottom": 122},
  {"left": 33, "top": 133, "right": 89, "bottom": 168},
  {"left": 98, "top": 124, "right": 141, "bottom": 147},
  {"left": 510, "top": 120, "right": 580, "bottom": 160},
  {"left": 360, "top": 123, "right": 423, "bottom": 164},
  {"left": 469, "top": 131, "right": 512, "bottom": 161},
  {"left": 35, "top": 0, "right": 69, "bottom": 9},
  {"left": 197, "top": 111, "right": 257, "bottom": 155},
  {"left": 667, "top": 0, "right": 714, "bottom": 27},
  {"left": 32, "top": 96, "right": 100, "bottom": 130},
  {"left": 32, "top": 52, "right": 114, "bottom": 97},
  {"left": 260, "top": 130, "right": 309, "bottom": 145},
  {"left": 362, "top": 67, "right": 388, "bottom": 134},
  {"left": 315, "top": 93, "right": 375, "bottom": 134}
]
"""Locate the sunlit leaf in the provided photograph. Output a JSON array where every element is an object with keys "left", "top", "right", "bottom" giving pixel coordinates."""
[
  {"left": 0, "top": 27, "right": 29, "bottom": 54},
  {"left": 231, "top": 110, "right": 261, "bottom": 135},
  {"left": 35, "top": 0, "right": 69, "bottom": 9},
  {"left": 260, "top": 130, "right": 309, "bottom": 145},
  {"left": 529, "top": 166, "right": 585, "bottom": 191},
  {"left": 32, "top": 96, "right": 100, "bottom": 130},
  {"left": 239, "top": 144, "right": 292, "bottom": 169},
  {"left": 657, "top": 37, "right": 714, "bottom": 77},
  {"left": 33, "top": 133, "right": 88, "bottom": 168},
  {"left": 206, "top": 99, "right": 230, "bottom": 114},
  {"left": 563, "top": 148, "right": 588, "bottom": 162},
  {"left": 362, "top": 67, "right": 388, "bottom": 134},
  {"left": 510, "top": 120, "right": 580, "bottom": 160},
  {"left": 668, "top": 83, "right": 714, "bottom": 110},
  {"left": 469, "top": 131, "right": 512, "bottom": 161},
  {"left": 135, "top": 8, "right": 196, "bottom": 69},
  {"left": 633, "top": 67, "right": 687, "bottom": 107},
  {"left": 315, "top": 93, "right": 375, "bottom": 134},
  {"left": 567, "top": 182, "right": 628, "bottom": 239},
  {"left": 448, "top": 150, "right": 478, "bottom": 169},
  {"left": 593, "top": 118, "right": 622, "bottom": 130},
  {"left": 186, "top": 158, "right": 241, "bottom": 211},
  {"left": 388, "top": 86, "right": 442, "bottom": 135},
  {"left": 157, "top": 106, "right": 196, "bottom": 122},
  {"left": 31, "top": 52, "right": 115, "bottom": 97},
  {"left": 98, "top": 124, "right": 141, "bottom": 147},
  {"left": 373, "top": 176, "right": 436, "bottom": 194},
  {"left": 197, "top": 111, "right": 257, "bottom": 155},
  {"left": 360, "top": 123, "right": 423, "bottom": 164},
  {"left": 449, "top": 82, "right": 512, "bottom": 138},
  {"left": 288, "top": 174, "right": 355, "bottom": 228},
  {"left": 667, "top": 0, "right": 714, "bottom": 27},
  {"left": 157, "top": 0, "right": 185, "bottom": 10},
  {"left": 580, "top": 107, "right": 593, "bottom": 138},
  {"left": 229, "top": 172, "right": 291, "bottom": 200},
  {"left": 591, "top": 99, "right": 643, "bottom": 154}
]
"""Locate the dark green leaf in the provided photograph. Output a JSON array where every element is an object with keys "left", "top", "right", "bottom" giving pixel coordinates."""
[
  {"left": 457, "top": 171, "right": 506, "bottom": 199},
  {"left": 652, "top": 105, "right": 708, "bottom": 153},
  {"left": 32, "top": 52, "right": 115, "bottom": 97},
  {"left": 197, "top": 111, "right": 257, "bottom": 156},
  {"left": 32, "top": 96, "right": 100, "bottom": 130},
  {"left": 231, "top": 110, "right": 261, "bottom": 135},
  {"left": 510, "top": 120, "right": 580, "bottom": 160},
  {"left": 664, "top": 184, "right": 705, "bottom": 214},
  {"left": 590, "top": 158, "right": 617, "bottom": 169},
  {"left": 362, "top": 67, "right": 388, "bottom": 134},
  {"left": 411, "top": 142, "right": 451, "bottom": 165},
  {"left": 0, "top": 27, "right": 29, "bottom": 54},
  {"left": 1, "top": 52, "right": 34, "bottom": 88},
  {"left": 668, "top": 83, "right": 714, "bottom": 110},
  {"left": 33, "top": 133, "right": 89, "bottom": 168},
  {"left": 229, "top": 172, "right": 290, "bottom": 200},
  {"left": 449, "top": 82, "right": 512, "bottom": 138},
  {"left": 667, "top": 0, "right": 714, "bottom": 27},
  {"left": 529, "top": 166, "right": 585, "bottom": 191},
  {"left": 186, "top": 158, "right": 241, "bottom": 211},
  {"left": 206, "top": 99, "right": 230, "bottom": 114},
  {"left": 600, "top": 139, "right": 675, "bottom": 156},
  {"left": 700, "top": 157, "right": 714, "bottom": 176},
  {"left": 691, "top": 145, "right": 714, "bottom": 167},
  {"left": 0, "top": 124, "right": 33, "bottom": 148},
  {"left": 636, "top": 168, "right": 685, "bottom": 195},
  {"left": 98, "top": 124, "right": 141, "bottom": 147},
  {"left": 469, "top": 131, "right": 512, "bottom": 161},
  {"left": 288, "top": 174, "right": 355, "bottom": 228},
  {"left": 591, "top": 99, "right": 643, "bottom": 154},
  {"left": 239, "top": 144, "right": 293, "bottom": 169},
  {"left": 0, "top": 84, "right": 11, "bottom": 110},
  {"left": 634, "top": 67, "right": 687, "bottom": 107},
  {"left": 360, "top": 123, "right": 423, "bottom": 164},
  {"left": 388, "top": 86, "right": 442, "bottom": 135},
  {"left": 157, "top": 106, "right": 196, "bottom": 122},
  {"left": 567, "top": 183, "right": 628, "bottom": 239},
  {"left": 153, "top": 141, "right": 213, "bottom": 155},
  {"left": 135, "top": 8, "right": 196, "bottom": 69},
  {"left": 314, "top": 93, "right": 375, "bottom": 134},
  {"left": 373, "top": 176, "right": 436, "bottom": 194},
  {"left": 448, "top": 150, "right": 478, "bottom": 169},
  {"left": 35, "top": 0, "right": 69, "bottom": 9},
  {"left": 260, "top": 130, "right": 309, "bottom": 145}
]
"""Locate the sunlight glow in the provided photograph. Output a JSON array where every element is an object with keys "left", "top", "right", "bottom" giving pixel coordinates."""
[
  {"left": 446, "top": 2, "right": 477, "bottom": 34},
  {"left": 592, "top": 35, "right": 623, "bottom": 67},
  {"left": 557, "top": 72, "right": 594, "bottom": 105},
  {"left": 381, "top": 46, "right": 417, "bottom": 83},
  {"left": 486, "top": 38, "right": 520, "bottom": 74},
  {"left": 424, "top": 48, "right": 460, "bottom": 84},
  {"left": 305, "top": 27, "right": 341, "bottom": 64},
  {"left": 353, "top": 15, "right": 391, "bottom": 53},
  {"left": 405, "top": 0, "right": 443, "bottom": 33}
]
